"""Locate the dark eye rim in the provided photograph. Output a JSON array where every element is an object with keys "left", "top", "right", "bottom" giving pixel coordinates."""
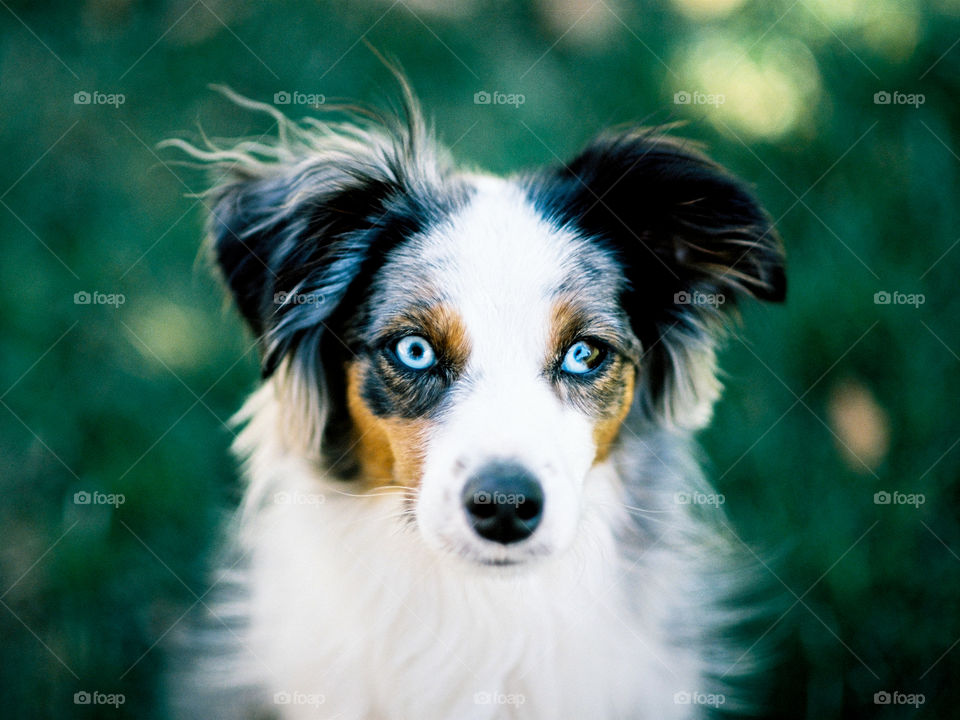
[
  {"left": 559, "top": 337, "right": 611, "bottom": 376},
  {"left": 385, "top": 334, "right": 440, "bottom": 374}
]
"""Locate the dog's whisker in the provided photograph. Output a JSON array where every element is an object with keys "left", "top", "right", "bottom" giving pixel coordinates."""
[
  {"left": 323, "top": 487, "right": 416, "bottom": 500},
  {"left": 598, "top": 500, "right": 674, "bottom": 515}
]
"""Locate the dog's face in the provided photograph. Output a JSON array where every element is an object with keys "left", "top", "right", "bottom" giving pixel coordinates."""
[
  {"left": 199, "top": 112, "right": 784, "bottom": 567},
  {"left": 346, "top": 179, "right": 640, "bottom": 564}
]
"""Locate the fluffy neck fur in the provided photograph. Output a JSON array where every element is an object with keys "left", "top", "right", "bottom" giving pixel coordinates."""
[{"left": 169, "top": 379, "right": 757, "bottom": 720}]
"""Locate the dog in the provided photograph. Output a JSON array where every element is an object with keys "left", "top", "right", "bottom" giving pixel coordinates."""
[{"left": 170, "top": 86, "right": 785, "bottom": 720}]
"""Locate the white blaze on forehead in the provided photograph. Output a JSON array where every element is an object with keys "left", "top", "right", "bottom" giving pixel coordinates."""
[
  {"left": 424, "top": 176, "right": 580, "bottom": 378},
  {"left": 412, "top": 178, "right": 605, "bottom": 559},
  {"left": 416, "top": 177, "right": 596, "bottom": 466}
]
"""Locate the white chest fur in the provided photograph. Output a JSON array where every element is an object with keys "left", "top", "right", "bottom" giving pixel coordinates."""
[{"left": 236, "top": 462, "right": 702, "bottom": 720}]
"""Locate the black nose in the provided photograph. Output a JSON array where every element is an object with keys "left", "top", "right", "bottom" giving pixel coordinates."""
[{"left": 461, "top": 463, "right": 545, "bottom": 544}]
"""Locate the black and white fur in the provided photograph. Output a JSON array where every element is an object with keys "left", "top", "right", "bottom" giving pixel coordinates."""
[{"left": 169, "top": 86, "right": 785, "bottom": 720}]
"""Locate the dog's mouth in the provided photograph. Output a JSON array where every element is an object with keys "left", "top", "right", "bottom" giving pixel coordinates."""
[
  {"left": 480, "top": 558, "right": 521, "bottom": 567},
  {"left": 447, "top": 540, "right": 556, "bottom": 570}
]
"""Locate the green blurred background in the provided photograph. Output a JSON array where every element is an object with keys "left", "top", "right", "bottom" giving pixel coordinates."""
[{"left": 2, "top": 0, "right": 959, "bottom": 717}]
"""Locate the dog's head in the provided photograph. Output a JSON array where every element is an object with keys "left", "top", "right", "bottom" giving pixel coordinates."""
[{"left": 193, "top": 98, "right": 784, "bottom": 567}]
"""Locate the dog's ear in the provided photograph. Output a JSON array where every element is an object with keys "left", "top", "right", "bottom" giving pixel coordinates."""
[
  {"left": 207, "top": 166, "right": 405, "bottom": 371},
  {"left": 208, "top": 170, "right": 317, "bottom": 341},
  {"left": 528, "top": 129, "right": 786, "bottom": 428},
  {"left": 168, "top": 86, "right": 464, "bottom": 463}
]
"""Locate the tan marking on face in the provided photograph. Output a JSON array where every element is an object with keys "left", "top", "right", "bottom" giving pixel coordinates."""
[
  {"left": 381, "top": 303, "right": 471, "bottom": 373},
  {"left": 347, "top": 361, "right": 429, "bottom": 487},
  {"left": 344, "top": 302, "right": 469, "bottom": 489},
  {"left": 548, "top": 297, "right": 588, "bottom": 358},
  {"left": 549, "top": 298, "right": 637, "bottom": 463},
  {"left": 592, "top": 364, "right": 635, "bottom": 463},
  {"left": 345, "top": 362, "right": 431, "bottom": 488},
  {"left": 433, "top": 304, "right": 470, "bottom": 371},
  {"left": 344, "top": 303, "right": 469, "bottom": 488}
]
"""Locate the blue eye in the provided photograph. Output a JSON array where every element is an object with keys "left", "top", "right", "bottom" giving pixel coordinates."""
[
  {"left": 561, "top": 340, "right": 605, "bottom": 375},
  {"left": 395, "top": 335, "right": 436, "bottom": 370}
]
